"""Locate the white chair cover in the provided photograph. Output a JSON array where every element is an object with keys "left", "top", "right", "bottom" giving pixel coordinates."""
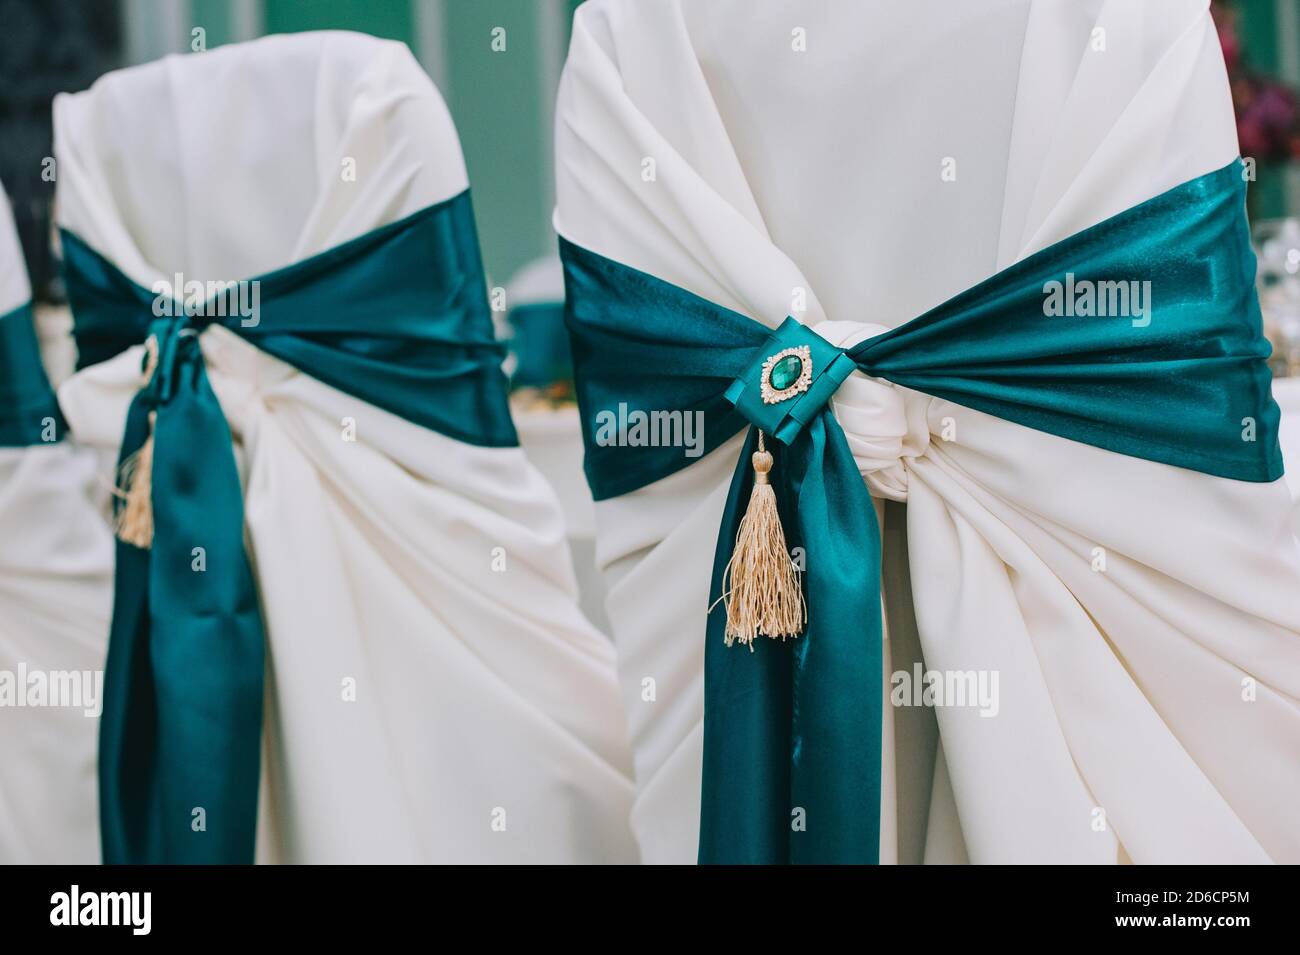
[
  {"left": 0, "top": 182, "right": 113, "bottom": 863},
  {"left": 555, "top": 0, "right": 1300, "bottom": 863},
  {"left": 508, "top": 255, "right": 611, "bottom": 632},
  {"left": 55, "top": 31, "right": 636, "bottom": 863}
]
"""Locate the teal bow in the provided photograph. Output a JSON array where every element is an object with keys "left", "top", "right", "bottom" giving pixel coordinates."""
[
  {"left": 560, "top": 159, "right": 1282, "bottom": 864},
  {"left": 0, "top": 301, "right": 66, "bottom": 446},
  {"left": 62, "top": 191, "right": 516, "bottom": 864}
]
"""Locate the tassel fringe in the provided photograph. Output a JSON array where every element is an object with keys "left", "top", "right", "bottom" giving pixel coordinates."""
[
  {"left": 718, "top": 431, "right": 806, "bottom": 649},
  {"left": 112, "top": 410, "right": 157, "bottom": 549},
  {"left": 112, "top": 336, "right": 161, "bottom": 550}
]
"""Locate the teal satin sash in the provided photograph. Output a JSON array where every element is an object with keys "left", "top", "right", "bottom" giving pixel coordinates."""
[
  {"left": 560, "top": 159, "right": 1282, "bottom": 864},
  {"left": 62, "top": 190, "right": 515, "bottom": 864},
  {"left": 0, "top": 301, "right": 66, "bottom": 446}
]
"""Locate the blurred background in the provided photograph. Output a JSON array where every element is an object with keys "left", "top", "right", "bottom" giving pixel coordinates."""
[
  {"left": 0, "top": 0, "right": 590, "bottom": 299},
  {"left": 1213, "top": 0, "right": 1300, "bottom": 376}
]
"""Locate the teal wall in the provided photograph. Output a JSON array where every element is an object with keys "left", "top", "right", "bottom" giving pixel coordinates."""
[
  {"left": 440, "top": 0, "right": 559, "bottom": 287},
  {"left": 1237, "top": 0, "right": 1282, "bottom": 73},
  {"left": 264, "top": 0, "right": 413, "bottom": 45},
  {"left": 1234, "top": 0, "right": 1291, "bottom": 218},
  {"left": 189, "top": 0, "right": 235, "bottom": 48}
]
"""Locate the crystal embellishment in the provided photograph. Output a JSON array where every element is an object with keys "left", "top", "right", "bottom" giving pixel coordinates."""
[{"left": 760, "top": 345, "right": 813, "bottom": 404}]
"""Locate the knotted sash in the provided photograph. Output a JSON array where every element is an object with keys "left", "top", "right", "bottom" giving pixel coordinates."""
[
  {"left": 0, "top": 301, "right": 66, "bottom": 446},
  {"left": 62, "top": 191, "right": 516, "bottom": 864},
  {"left": 561, "top": 159, "right": 1282, "bottom": 864}
]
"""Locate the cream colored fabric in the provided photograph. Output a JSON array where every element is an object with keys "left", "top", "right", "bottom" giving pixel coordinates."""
[
  {"left": 555, "top": 0, "right": 1300, "bottom": 864},
  {"left": 54, "top": 31, "right": 636, "bottom": 863},
  {"left": 508, "top": 254, "right": 610, "bottom": 632},
  {"left": 0, "top": 183, "right": 113, "bottom": 864}
]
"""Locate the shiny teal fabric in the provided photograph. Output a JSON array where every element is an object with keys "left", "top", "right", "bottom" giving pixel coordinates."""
[
  {"left": 509, "top": 301, "right": 574, "bottom": 389},
  {"left": 62, "top": 189, "right": 515, "bottom": 864},
  {"left": 724, "top": 318, "right": 858, "bottom": 444},
  {"left": 0, "top": 302, "right": 66, "bottom": 446},
  {"left": 560, "top": 159, "right": 1283, "bottom": 865}
]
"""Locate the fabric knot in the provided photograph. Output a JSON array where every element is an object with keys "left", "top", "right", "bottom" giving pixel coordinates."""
[
  {"left": 724, "top": 316, "right": 857, "bottom": 444},
  {"left": 812, "top": 320, "right": 929, "bottom": 501},
  {"left": 724, "top": 316, "right": 928, "bottom": 500},
  {"left": 140, "top": 315, "right": 204, "bottom": 407}
]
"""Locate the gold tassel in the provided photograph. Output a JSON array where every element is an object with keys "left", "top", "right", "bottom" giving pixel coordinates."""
[
  {"left": 718, "top": 431, "right": 806, "bottom": 649},
  {"left": 112, "top": 335, "right": 161, "bottom": 549},
  {"left": 113, "top": 410, "right": 157, "bottom": 549}
]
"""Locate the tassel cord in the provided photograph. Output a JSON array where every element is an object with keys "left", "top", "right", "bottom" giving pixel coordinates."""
[{"left": 712, "top": 430, "right": 807, "bottom": 649}]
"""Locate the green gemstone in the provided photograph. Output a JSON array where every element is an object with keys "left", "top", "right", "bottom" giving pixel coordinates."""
[{"left": 769, "top": 354, "right": 804, "bottom": 391}]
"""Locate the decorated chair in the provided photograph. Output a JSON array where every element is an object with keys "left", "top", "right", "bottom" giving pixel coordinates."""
[
  {"left": 555, "top": 0, "right": 1300, "bottom": 863},
  {"left": 0, "top": 180, "right": 113, "bottom": 863},
  {"left": 54, "top": 31, "right": 636, "bottom": 864}
]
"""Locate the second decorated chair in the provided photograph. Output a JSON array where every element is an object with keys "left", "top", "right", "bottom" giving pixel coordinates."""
[
  {"left": 554, "top": 0, "right": 1300, "bottom": 864},
  {"left": 53, "top": 30, "right": 636, "bottom": 864}
]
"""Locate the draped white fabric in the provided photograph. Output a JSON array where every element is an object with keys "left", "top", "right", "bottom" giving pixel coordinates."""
[
  {"left": 54, "top": 31, "right": 636, "bottom": 863},
  {"left": 508, "top": 254, "right": 611, "bottom": 632},
  {"left": 554, "top": 0, "right": 1300, "bottom": 864},
  {"left": 0, "top": 184, "right": 113, "bottom": 863}
]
